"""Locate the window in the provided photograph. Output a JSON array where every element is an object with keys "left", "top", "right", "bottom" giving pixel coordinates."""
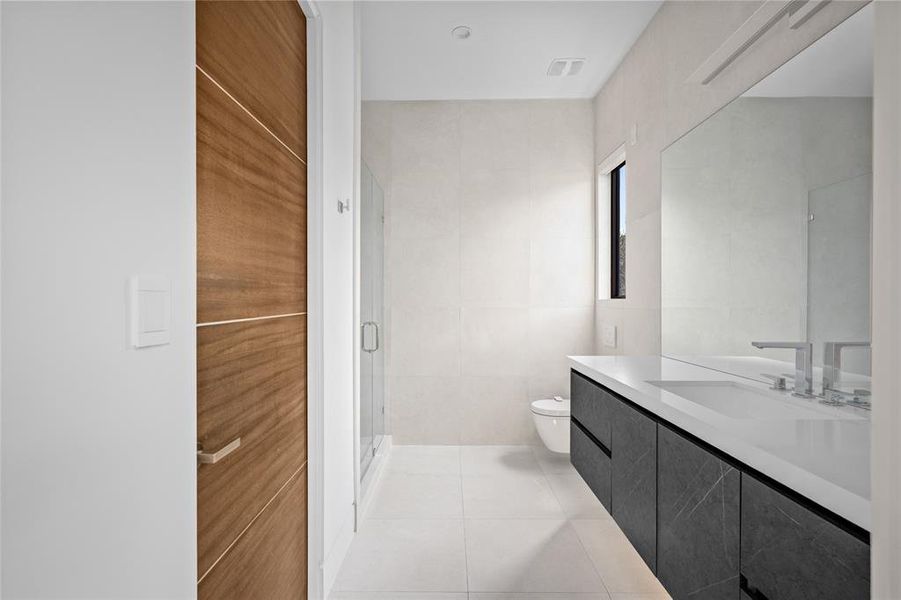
[
  {"left": 595, "top": 146, "right": 626, "bottom": 301},
  {"left": 610, "top": 162, "right": 627, "bottom": 298}
]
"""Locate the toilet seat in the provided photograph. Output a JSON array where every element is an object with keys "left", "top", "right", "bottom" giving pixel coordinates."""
[{"left": 530, "top": 398, "right": 571, "bottom": 418}]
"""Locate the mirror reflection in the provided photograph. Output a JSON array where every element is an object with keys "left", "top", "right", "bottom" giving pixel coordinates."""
[{"left": 661, "top": 5, "right": 873, "bottom": 401}]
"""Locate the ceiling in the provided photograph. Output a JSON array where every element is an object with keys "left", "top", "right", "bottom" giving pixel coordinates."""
[
  {"left": 361, "top": 1, "right": 662, "bottom": 101},
  {"left": 743, "top": 3, "right": 873, "bottom": 98}
]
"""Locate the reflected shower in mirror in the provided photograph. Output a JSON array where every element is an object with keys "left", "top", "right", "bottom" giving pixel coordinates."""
[{"left": 661, "top": 5, "right": 873, "bottom": 397}]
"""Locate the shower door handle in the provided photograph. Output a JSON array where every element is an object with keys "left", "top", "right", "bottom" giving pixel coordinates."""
[
  {"left": 361, "top": 322, "right": 381, "bottom": 353},
  {"left": 361, "top": 322, "right": 376, "bottom": 353}
]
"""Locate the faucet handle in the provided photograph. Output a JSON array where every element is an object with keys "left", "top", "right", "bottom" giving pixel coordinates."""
[{"left": 761, "top": 374, "right": 787, "bottom": 390}]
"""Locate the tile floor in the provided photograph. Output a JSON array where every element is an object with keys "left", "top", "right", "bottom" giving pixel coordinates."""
[{"left": 331, "top": 445, "right": 671, "bottom": 600}]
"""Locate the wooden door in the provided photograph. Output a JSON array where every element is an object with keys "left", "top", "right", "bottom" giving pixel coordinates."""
[{"left": 195, "top": 2, "right": 307, "bottom": 598}]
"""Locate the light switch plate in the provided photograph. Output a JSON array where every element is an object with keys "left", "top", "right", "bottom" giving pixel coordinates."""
[
  {"left": 602, "top": 324, "right": 617, "bottom": 348},
  {"left": 129, "top": 275, "right": 171, "bottom": 348}
]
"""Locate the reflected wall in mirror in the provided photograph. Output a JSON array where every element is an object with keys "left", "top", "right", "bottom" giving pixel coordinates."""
[{"left": 661, "top": 5, "right": 873, "bottom": 387}]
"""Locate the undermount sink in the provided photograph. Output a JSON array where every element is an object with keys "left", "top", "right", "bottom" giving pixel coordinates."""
[{"left": 647, "top": 380, "right": 865, "bottom": 421}]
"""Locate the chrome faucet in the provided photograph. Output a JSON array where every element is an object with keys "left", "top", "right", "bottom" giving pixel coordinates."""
[
  {"left": 751, "top": 341, "right": 813, "bottom": 397},
  {"left": 822, "top": 342, "right": 870, "bottom": 394}
]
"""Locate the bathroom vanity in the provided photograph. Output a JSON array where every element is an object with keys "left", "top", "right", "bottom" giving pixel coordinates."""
[{"left": 569, "top": 356, "right": 870, "bottom": 600}]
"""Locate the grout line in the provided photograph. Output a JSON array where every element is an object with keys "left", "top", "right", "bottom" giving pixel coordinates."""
[
  {"left": 531, "top": 447, "right": 615, "bottom": 599},
  {"left": 458, "top": 446, "right": 471, "bottom": 594},
  {"left": 196, "top": 64, "right": 307, "bottom": 166},
  {"left": 198, "top": 461, "right": 307, "bottom": 585},
  {"left": 197, "top": 312, "right": 306, "bottom": 328},
  {"left": 569, "top": 516, "right": 614, "bottom": 600}
]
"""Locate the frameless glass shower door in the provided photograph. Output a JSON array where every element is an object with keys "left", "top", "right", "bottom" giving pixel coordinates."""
[
  {"left": 807, "top": 172, "right": 872, "bottom": 377},
  {"left": 360, "top": 163, "right": 385, "bottom": 479}
]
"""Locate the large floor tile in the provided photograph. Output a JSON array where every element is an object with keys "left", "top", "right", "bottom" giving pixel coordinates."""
[
  {"left": 609, "top": 594, "right": 671, "bottom": 600},
  {"left": 572, "top": 520, "right": 669, "bottom": 595},
  {"left": 368, "top": 473, "right": 463, "bottom": 519},
  {"left": 545, "top": 472, "right": 612, "bottom": 520},
  {"left": 333, "top": 519, "right": 467, "bottom": 592},
  {"left": 462, "top": 472, "right": 563, "bottom": 518},
  {"left": 386, "top": 445, "right": 461, "bottom": 475},
  {"left": 470, "top": 594, "right": 610, "bottom": 600},
  {"left": 331, "top": 593, "right": 467, "bottom": 600},
  {"left": 461, "top": 445, "right": 544, "bottom": 477},
  {"left": 531, "top": 446, "right": 577, "bottom": 474},
  {"left": 465, "top": 519, "right": 605, "bottom": 593}
]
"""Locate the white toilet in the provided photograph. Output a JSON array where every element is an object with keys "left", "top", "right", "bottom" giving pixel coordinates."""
[{"left": 531, "top": 396, "right": 571, "bottom": 453}]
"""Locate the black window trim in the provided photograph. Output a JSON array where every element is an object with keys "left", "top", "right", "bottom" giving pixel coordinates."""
[{"left": 610, "top": 161, "right": 626, "bottom": 299}]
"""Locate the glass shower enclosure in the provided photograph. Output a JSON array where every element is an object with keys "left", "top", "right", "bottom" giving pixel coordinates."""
[{"left": 360, "top": 163, "right": 385, "bottom": 479}]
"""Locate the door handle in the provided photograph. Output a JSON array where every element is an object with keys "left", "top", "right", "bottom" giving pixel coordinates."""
[
  {"left": 197, "top": 437, "right": 241, "bottom": 465},
  {"left": 362, "top": 321, "right": 380, "bottom": 353}
]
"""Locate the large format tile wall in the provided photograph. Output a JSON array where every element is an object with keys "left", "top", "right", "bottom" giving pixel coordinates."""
[
  {"left": 591, "top": 0, "right": 870, "bottom": 355},
  {"left": 363, "top": 100, "right": 595, "bottom": 445}
]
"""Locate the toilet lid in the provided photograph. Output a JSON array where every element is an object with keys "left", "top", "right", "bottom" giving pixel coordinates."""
[{"left": 531, "top": 398, "right": 571, "bottom": 417}]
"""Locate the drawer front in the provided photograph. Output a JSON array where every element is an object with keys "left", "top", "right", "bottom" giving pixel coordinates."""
[
  {"left": 612, "top": 397, "right": 658, "bottom": 572},
  {"left": 740, "top": 474, "right": 869, "bottom": 600},
  {"left": 571, "top": 370, "right": 613, "bottom": 449},
  {"left": 658, "top": 426, "right": 740, "bottom": 600},
  {"left": 571, "top": 420, "right": 611, "bottom": 511}
]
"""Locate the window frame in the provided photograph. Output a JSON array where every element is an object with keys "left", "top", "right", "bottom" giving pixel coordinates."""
[{"left": 595, "top": 145, "right": 627, "bottom": 302}]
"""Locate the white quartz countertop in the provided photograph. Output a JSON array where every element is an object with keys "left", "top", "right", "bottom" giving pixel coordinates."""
[{"left": 569, "top": 355, "right": 871, "bottom": 531}]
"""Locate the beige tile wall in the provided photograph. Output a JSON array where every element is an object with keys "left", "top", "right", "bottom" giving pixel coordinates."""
[
  {"left": 363, "top": 99, "right": 595, "bottom": 445},
  {"left": 591, "top": 0, "right": 869, "bottom": 356}
]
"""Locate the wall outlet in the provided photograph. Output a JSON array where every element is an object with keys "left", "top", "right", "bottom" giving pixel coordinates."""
[{"left": 602, "top": 324, "right": 617, "bottom": 348}]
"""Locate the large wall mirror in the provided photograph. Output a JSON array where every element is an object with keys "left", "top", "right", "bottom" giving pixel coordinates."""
[{"left": 661, "top": 5, "right": 873, "bottom": 393}]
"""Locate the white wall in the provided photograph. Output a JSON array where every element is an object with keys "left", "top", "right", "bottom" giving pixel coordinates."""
[
  {"left": 591, "top": 0, "right": 869, "bottom": 356},
  {"left": 363, "top": 99, "right": 595, "bottom": 445},
  {"left": 1, "top": 2, "right": 196, "bottom": 598},
  {"left": 319, "top": 1, "right": 358, "bottom": 595}
]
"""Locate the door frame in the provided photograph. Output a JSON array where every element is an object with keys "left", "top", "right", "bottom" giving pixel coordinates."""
[
  {"left": 299, "top": 1, "right": 325, "bottom": 598},
  {"left": 872, "top": 1, "right": 901, "bottom": 597}
]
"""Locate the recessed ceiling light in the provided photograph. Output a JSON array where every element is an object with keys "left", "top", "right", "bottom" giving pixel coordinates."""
[
  {"left": 547, "top": 58, "right": 586, "bottom": 77},
  {"left": 451, "top": 25, "right": 472, "bottom": 40}
]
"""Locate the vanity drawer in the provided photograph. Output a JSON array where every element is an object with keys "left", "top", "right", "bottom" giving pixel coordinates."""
[
  {"left": 740, "top": 474, "right": 869, "bottom": 600},
  {"left": 570, "top": 419, "right": 611, "bottom": 511},
  {"left": 571, "top": 370, "right": 613, "bottom": 449}
]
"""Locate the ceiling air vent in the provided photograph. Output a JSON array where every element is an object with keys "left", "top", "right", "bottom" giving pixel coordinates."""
[{"left": 547, "top": 58, "right": 585, "bottom": 77}]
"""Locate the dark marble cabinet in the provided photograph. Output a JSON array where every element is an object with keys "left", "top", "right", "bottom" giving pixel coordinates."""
[
  {"left": 740, "top": 474, "right": 870, "bottom": 600},
  {"left": 657, "top": 425, "right": 740, "bottom": 600},
  {"left": 569, "top": 369, "right": 869, "bottom": 600},
  {"left": 571, "top": 370, "right": 613, "bottom": 448},
  {"left": 611, "top": 397, "right": 657, "bottom": 571},
  {"left": 570, "top": 420, "right": 611, "bottom": 510}
]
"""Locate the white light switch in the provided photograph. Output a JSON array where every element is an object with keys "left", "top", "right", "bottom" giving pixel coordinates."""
[
  {"left": 130, "top": 276, "right": 171, "bottom": 348},
  {"left": 602, "top": 324, "right": 617, "bottom": 348}
]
